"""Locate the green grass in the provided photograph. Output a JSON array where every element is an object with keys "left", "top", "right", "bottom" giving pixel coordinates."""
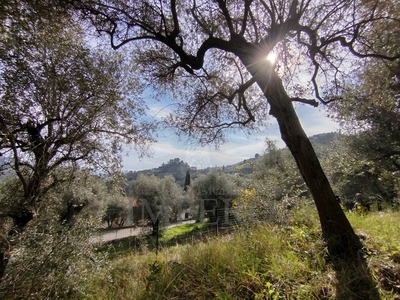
[
  {"left": 159, "top": 222, "right": 209, "bottom": 243},
  {"left": 83, "top": 208, "right": 400, "bottom": 299},
  {"left": 348, "top": 211, "right": 400, "bottom": 258}
]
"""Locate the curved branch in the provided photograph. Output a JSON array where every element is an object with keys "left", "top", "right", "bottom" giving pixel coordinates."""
[
  {"left": 170, "top": 0, "right": 180, "bottom": 37},
  {"left": 327, "top": 35, "right": 400, "bottom": 61},
  {"left": 291, "top": 97, "right": 319, "bottom": 107},
  {"left": 216, "top": 0, "right": 235, "bottom": 36},
  {"left": 218, "top": 76, "right": 257, "bottom": 105},
  {"left": 258, "top": 0, "right": 276, "bottom": 26},
  {"left": 239, "top": 0, "right": 252, "bottom": 36},
  {"left": 190, "top": 0, "right": 213, "bottom": 36}
]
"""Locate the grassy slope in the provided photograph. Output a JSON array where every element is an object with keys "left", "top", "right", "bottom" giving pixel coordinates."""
[{"left": 84, "top": 208, "right": 400, "bottom": 300}]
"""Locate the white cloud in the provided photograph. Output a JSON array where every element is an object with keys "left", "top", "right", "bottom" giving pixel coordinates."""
[{"left": 296, "top": 105, "right": 339, "bottom": 136}]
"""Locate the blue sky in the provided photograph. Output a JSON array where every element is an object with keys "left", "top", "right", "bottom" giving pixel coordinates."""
[{"left": 122, "top": 103, "right": 339, "bottom": 171}]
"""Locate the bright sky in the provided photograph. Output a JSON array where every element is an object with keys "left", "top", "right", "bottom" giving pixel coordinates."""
[{"left": 122, "top": 103, "right": 339, "bottom": 171}]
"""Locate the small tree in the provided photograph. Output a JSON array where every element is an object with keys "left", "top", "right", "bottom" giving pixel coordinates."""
[
  {"left": 131, "top": 174, "right": 183, "bottom": 234},
  {"left": 103, "top": 202, "right": 129, "bottom": 227},
  {"left": 190, "top": 171, "right": 239, "bottom": 223},
  {"left": 235, "top": 140, "right": 306, "bottom": 225},
  {"left": 253, "top": 139, "right": 306, "bottom": 200},
  {"left": 184, "top": 170, "right": 191, "bottom": 192}
]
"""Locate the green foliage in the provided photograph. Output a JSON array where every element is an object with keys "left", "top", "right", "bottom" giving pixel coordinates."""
[
  {"left": 233, "top": 139, "right": 308, "bottom": 225},
  {"left": 0, "top": 1, "right": 153, "bottom": 241},
  {"left": 0, "top": 216, "right": 104, "bottom": 299},
  {"left": 84, "top": 208, "right": 400, "bottom": 300},
  {"left": 131, "top": 174, "right": 185, "bottom": 226},
  {"left": 0, "top": 173, "right": 109, "bottom": 299},
  {"left": 190, "top": 170, "right": 239, "bottom": 200},
  {"left": 252, "top": 139, "right": 306, "bottom": 200},
  {"left": 189, "top": 171, "right": 240, "bottom": 223},
  {"left": 327, "top": 25, "right": 400, "bottom": 205},
  {"left": 321, "top": 136, "right": 400, "bottom": 206},
  {"left": 103, "top": 202, "right": 129, "bottom": 228}
]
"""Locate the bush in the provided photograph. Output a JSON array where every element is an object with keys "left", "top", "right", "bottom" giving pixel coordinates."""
[{"left": 0, "top": 201, "right": 106, "bottom": 299}]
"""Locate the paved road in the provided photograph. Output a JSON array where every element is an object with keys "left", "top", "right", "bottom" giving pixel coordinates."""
[{"left": 92, "top": 220, "right": 195, "bottom": 243}]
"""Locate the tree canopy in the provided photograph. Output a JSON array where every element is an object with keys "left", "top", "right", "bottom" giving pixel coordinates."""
[
  {"left": 0, "top": 5, "right": 153, "bottom": 223},
  {"left": 67, "top": 0, "right": 399, "bottom": 136},
  {"left": 326, "top": 23, "right": 400, "bottom": 206},
  {"left": 0, "top": 1, "right": 154, "bottom": 282},
  {"left": 131, "top": 174, "right": 184, "bottom": 231}
]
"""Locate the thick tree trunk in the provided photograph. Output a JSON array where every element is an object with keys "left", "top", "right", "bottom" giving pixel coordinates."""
[{"left": 241, "top": 56, "right": 362, "bottom": 257}]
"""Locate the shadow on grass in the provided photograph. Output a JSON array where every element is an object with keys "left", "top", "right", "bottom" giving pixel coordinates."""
[{"left": 330, "top": 250, "right": 380, "bottom": 299}]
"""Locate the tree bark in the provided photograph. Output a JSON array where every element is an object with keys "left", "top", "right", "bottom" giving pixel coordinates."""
[{"left": 240, "top": 55, "right": 362, "bottom": 257}]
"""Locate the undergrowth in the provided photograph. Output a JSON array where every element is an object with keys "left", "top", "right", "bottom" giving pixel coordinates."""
[{"left": 83, "top": 207, "right": 400, "bottom": 299}]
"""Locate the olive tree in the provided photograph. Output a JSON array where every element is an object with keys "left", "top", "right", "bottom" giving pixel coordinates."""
[
  {"left": 330, "top": 52, "right": 400, "bottom": 173},
  {"left": 190, "top": 171, "right": 239, "bottom": 223},
  {"left": 0, "top": 171, "right": 111, "bottom": 299},
  {"left": 66, "top": 0, "right": 399, "bottom": 258},
  {"left": 0, "top": 3, "right": 153, "bottom": 280},
  {"left": 131, "top": 174, "right": 184, "bottom": 234},
  {"left": 103, "top": 202, "right": 129, "bottom": 227},
  {"left": 327, "top": 75, "right": 400, "bottom": 207},
  {"left": 0, "top": 7, "right": 152, "bottom": 226}
]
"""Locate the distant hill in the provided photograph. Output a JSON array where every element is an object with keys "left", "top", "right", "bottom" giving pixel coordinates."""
[
  {"left": 309, "top": 132, "right": 342, "bottom": 147},
  {"left": 125, "top": 158, "right": 194, "bottom": 187},
  {"left": 221, "top": 132, "right": 342, "bottom": 175},
  {"left": 124, "top": 132, "right": 341, "bottom": 183}
]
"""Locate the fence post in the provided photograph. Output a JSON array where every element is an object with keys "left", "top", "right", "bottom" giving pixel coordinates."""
[{"left": 155, "top": 219, "right": 159, "bottom": 256}]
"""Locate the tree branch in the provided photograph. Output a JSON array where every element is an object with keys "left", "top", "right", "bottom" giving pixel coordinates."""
[
  {"left": 291, "top": 97, "right": 319, "bottom": 107},
  {"left": 216, "top": 0, "right": 235, "bottom": 36}
]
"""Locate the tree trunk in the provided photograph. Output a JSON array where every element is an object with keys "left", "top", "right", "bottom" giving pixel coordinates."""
[{"left": 241, "top": 56, "right": 362, "bottom": 257}]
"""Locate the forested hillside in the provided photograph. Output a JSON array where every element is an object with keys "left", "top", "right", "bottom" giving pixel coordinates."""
[{"left": 125, "top": 158, "right": 193, "bottom": 187}]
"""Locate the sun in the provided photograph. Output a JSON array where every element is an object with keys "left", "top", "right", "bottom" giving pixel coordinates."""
[{"left": 266, "top": 52, "right": 277, "bottom": 64}]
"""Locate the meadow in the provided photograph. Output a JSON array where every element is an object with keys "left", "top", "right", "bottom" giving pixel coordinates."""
[{"left": 84, "top": 207, "right": 400, "bottom": 299}]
